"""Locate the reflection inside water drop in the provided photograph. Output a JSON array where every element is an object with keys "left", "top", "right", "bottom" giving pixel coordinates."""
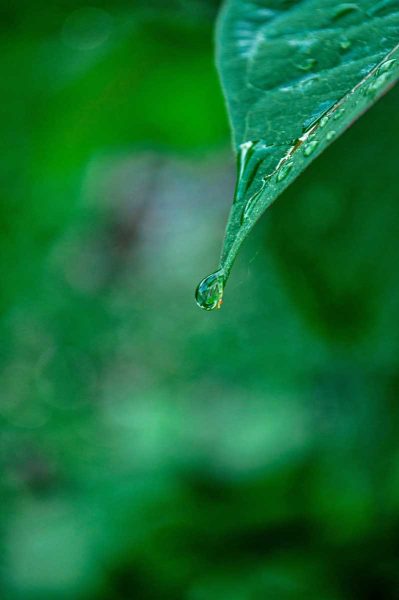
[{"left": 195, "top": 270, "right": 225, "bottom": 311}]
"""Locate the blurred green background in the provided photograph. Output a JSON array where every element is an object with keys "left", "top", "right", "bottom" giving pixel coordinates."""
[{"left": 2, "top": 1, "right": 399, "bottom": 598}]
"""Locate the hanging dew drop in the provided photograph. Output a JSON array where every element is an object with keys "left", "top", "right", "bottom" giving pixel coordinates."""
[{"left": 195, "top": 270, "right": 225, "bottom": 311}]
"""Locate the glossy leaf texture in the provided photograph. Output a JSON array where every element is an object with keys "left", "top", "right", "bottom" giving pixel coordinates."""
[{"left": 196, "top": 0, "right": 399, "bottom": 310}]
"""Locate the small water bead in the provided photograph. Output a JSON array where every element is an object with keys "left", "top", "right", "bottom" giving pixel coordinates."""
[
  {"left": 234, "top": 142, "right": 252, "bottom": 204},
  {"left": 365, "top": 60, "right": 397, "bottom": 97},
  {"left": 276, "top": 161, "right": 293, "bottom": 182},
  {"left": 295, "top": 57, "right": 317, "bottom": 72},
  {"left": 326, "top": 130, "right": 336, "bottom": 141},
  {"left": 303, "top": 139, "right": 319, "bottom": 156},
  {"left": 361, "top": 58, "right": 398, "bottom": 97},
  {"left": 296, "top": 73, "right": 320, "bottom": 90},
  {"left": 234, "top": 140, "right": 270, "bottom": 204},
  {"left": 195, "top": 270, "right": 225, "bottom": 311},
  {"left": 302, "top": 99, "right": 336, "bottom": 132},
  {"left": 319, "top": 116, "right": 329, "bottom": 128},
  {"left": 339, "top": 38, "right": 352, "bottom": 51},
  {"left": 237, "top": 141, "right": 255, "bottom": 180},
  {"left": 333, "top": 108, "right": 345, "bottom": 121},
  {"left": 331, "top": 3, "right": 360, "bottom": 21},
  {"left": 364, "top": 71, "right": 391, "bottom": 97},
  {"left": 241, "top": 182, "right": 266, "bottom": 224},
  {"left": 369, "top": 77, "right": 386, "bottom": 95},
  {"left": 377, "top": 58, "right": 396, "bottom": 75}
]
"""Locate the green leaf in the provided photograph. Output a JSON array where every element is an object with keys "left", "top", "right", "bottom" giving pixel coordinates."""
[{"left": 196, "top": 0, "right": 399, "bottom": 310}]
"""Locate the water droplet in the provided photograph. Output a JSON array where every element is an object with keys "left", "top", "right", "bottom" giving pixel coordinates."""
[
  {"left": 331, "top": 3, "right": 360, "bottom": 21},
  {"left": 333, "top": 108, "right": 345, "bottom": 121},
  {"left": 319, "top": 116, "right": 329, "bottom": 128},
  {"left": 303, "top": 140, "right": 319, "bottom": 156},
  {"left": 295, "top": 57, "right": 317, "bottom": 71},
  {"left": 364, "top": 71, "right": 391, "bottom": 97},
  {"left": 377, "top": 58, "right": 396, "bottom": 75},
  {"left": 276, "top": 161, "right": 293, "bottom": 182},
  {"left": 362, "top": 58, "right": 398, "bottom": 97},
  {"left": 195, "top": 270, "right": 225, "bottom": 311},
  {"left": 234, "top": 140, "right": 270, "bottom": 204},
  {"left": 241, "top": 181, "right": 267, "bottom": 224},
  {"left": 339, "top": 38, "right": 352, "bottom": 51},
  {"left": 326, "top": 130, "right": 336, "bottom": 141},
  {"left": 302, "top": 100, "right": 336, "bottom": 132},
  {"left": 296, "top": 73, "right": 320, "bottom": 90},
  {"left": 237, "top": 141, "right": 254, "bottom": 180}
]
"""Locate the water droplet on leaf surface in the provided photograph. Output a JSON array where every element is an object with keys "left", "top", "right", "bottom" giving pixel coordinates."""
[
  {"left": 234, "top": 140, "right": 270, "bottom": 204},
  {"left": 339, "top": 38, "right": 352, "bottom": 51},
  {"left": 333, "top": 108, "right": 346, "bottom": 120},
  {"left": 302, "top": 100, "right": 336, "bottom": 131},
  {"left": 295, "top": 57, "right": 317, "bottom": 71},
  {"left": 241, "top": 181, "right": 267, "bottom": 224},
  {"left": 195, "top": 270, "right": 225, "bottom": 311},
  {"left": 377, "top": 58, "right": 397, "bottom": 75},
  {"left": 276, "top": 161, "right": 293, "bottom": 181},
  {"left": 331, "top": 3, "right": 360, "bottom": 21},
  {"left": 364, "top": 70, "right": 391, "bottom": 97},
  {"left": 303, "top": 140, "right": 319, "bottom": 156}
]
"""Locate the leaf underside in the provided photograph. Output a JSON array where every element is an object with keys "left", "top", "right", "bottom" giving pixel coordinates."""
[{"left": 195, "top": 0, "right": 399, "bottom": 311}]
